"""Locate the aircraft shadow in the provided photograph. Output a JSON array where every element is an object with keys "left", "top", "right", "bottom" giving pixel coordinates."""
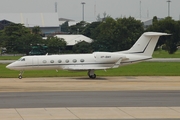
[{"left": 71, "top": 77, "right": 108, "bottom": 81}]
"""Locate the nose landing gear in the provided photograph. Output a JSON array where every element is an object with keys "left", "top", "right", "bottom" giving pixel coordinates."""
[{"left": 18, "top": 71, "right": 24, "bottom": 79}]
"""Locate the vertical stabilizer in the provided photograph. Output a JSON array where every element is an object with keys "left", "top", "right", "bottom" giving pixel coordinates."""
[{"left": 126, "top": 32, "right": 170, "bottom": 56}]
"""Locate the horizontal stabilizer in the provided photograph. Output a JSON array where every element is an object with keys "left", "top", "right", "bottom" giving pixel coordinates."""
[{"left": 143, "top": 32, "right": 171, "bottom": 36}]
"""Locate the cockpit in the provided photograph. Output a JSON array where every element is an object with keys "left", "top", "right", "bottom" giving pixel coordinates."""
[{"left": 18, "top": 58, "right": 25, "bottom": 61}]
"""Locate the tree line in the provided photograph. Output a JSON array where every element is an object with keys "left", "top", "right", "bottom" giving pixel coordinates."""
[
  {"left": 69, "top": 16, "right": 180, "bottom": 54},
  {"left": 0, "top": 16, "right": 180, "bottom": 55},
  {"left": 0, "top": 24, "right": 67, "bottom": 55}
]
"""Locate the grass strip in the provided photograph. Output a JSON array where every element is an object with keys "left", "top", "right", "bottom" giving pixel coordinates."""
[
  {"left": 1, "top": 62, "right": 180, "bottom": 78},
  {"left": 0, "top": 56, "right": 21, "bottom": 60}
]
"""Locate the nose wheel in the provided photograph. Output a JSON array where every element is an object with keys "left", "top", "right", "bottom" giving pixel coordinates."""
[
  {"left": 18, "top": 75, "right": 22, "bottom": 79},
  {"left": 18, "top": 71, "right": 24, "bottom": 79}
]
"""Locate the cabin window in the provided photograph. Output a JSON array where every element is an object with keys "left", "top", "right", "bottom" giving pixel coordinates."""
[
  {"left": 43, "top": 60, "right": 47, "bottom": 63},
  {"left": 58, "top": 60, "right": 62, "bottom": 63},
  {"left": 65, "top": 59, "right": 69, "bottom": 63},
  {"left": 80, "top": 59, "right": 84, "bottom": 62},
  {"left": 73, "top": 59, "right": 77, "bottom": 63},
  {"left": 50, "top": 60, "right": 54, "bottom": 63}
]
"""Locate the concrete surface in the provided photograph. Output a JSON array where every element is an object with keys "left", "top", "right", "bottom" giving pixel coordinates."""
[
  {"left": 0, "top": 107, "right": 180, "bottom": 120},
  {"left": 0, "top": 60, "right": 15, "bottom": 64},
  {"left": 0, "top": 76, "right": 180, "bottom": 92},
  {"left": 0, "top": 76, "right": 180, "bottom": 120}
]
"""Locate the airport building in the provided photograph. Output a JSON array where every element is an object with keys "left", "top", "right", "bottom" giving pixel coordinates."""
[
  {"left": 44, "top": 34, "right": 93, "bottom": 45},
  {"left": 138, "top": 18, "right": 162, "bottom": 29},
  {"left": 0, "top": 13, "right": 60, "bottom": 36},
  {"left": 0, "top": 13, "right": 93, "bottom": 54}
]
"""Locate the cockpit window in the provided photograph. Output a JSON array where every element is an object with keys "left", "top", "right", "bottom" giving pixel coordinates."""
[
  {"left": 18, "top": 58, "right": 25, "bottom": 61},
  {"left": 21, "top": 58, "right": 25, "bottom": 61}
]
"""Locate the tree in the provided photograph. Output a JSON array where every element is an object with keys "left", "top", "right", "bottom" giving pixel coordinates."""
[
  {"left": 20, "top": 34, "right": 43, "bottom": 55},
  {"left": 1, "top": 23, "right": 44, "bottom": 54},
  {"left": 152, "top": 16, "right": 158, "bottom": 25},
  {"left": 96, "top": 14, "right": 101, "bottom": 21},
  {"left": 92, "top": 17, "right": 116, "bottom": 51},
  {"left": 32, "top": 26, "right": 41, "bottom": 35},
  {"left": 82, "top": 21, "right": 101, "bottom": 37},
  {"left": 91, "top": 17, "right": 144, "bottom": 52},
  {"left": 69, "top": 21, "right": 89, "bottom": 34},
  {"left": 0, "top": 31, "right": 7, "bottom": 48},
  {"left": 61, "top": 21, "right": 69, "bottom": 33},
  {"left": 2, "top": 23, "right": 31, "bottom": 53},
  {"left": 72, "top": 41, "right": 92, "bottom": 53},
  {"left": 113, "top": 17, "right": 144, "bottom": 51},
  {"left": 147, "top": 17, "right": 180, "bottom": 54},
  {"left": 45, "top": 36, "right": 66, "bottom": 54}
]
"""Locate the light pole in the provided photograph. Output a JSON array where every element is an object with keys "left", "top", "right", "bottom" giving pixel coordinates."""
[
  {"left": 140, "top": 1, "right": 141, "bottom": 20},
  {"left": 167, "top": 0, "right": 171, "bottom": 17},
  {"left": 81, "top": 2, "right": 85, "bottom": 21}
]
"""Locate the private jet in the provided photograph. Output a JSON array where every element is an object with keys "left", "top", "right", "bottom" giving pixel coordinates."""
[{"left": 6, "top": 32, "right": 170, "bottom": 79}]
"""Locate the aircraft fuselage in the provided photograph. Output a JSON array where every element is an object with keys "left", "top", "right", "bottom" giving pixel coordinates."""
[{"left": 7, "top": 52, "right": 128, "bottom": 71}]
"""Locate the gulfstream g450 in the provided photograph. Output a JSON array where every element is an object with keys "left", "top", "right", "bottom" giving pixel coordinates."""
[{"left": 6, "top": 32, "right": 170, "bottom": 79}]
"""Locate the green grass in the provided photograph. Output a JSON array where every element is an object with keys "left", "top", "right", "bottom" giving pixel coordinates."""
[
  {"left": 153, "top": 50, "right": 180, "bottom": 58},
  {"left": 0, "top": 56, "right": 21, "bottom": 60},
  {"left": 1, "top": 62, "right": 180, "bottom": 78}
]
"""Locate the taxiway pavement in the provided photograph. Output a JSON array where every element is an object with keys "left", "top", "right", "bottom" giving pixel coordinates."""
[
  {"left": 0, "top": 76, "right": 180, "bottom": 120},
  {"left": 0, "top": 76, "right": 180, "bottom": 92},
  {"left": 0, "top": 91, "right": 180, "bottom": 108}
]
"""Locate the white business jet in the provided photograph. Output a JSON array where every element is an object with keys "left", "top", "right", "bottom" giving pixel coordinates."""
[{"left": 6, "top": 32, "right": 170, "bottom": 79}]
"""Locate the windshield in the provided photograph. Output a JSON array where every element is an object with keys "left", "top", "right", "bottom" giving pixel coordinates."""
[{"left": 18, "top": 58, "right": 25, "bottom": 61}]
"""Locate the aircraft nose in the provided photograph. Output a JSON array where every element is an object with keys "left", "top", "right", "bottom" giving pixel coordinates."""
[{"left": 6, "top": 64, "right": 12, "bottom": 70}]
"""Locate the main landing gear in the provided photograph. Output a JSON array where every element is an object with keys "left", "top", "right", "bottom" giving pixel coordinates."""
[
  {"left": 18, "top": 71, "right": 24, "bottom": 79},
  {"left": 88, "top": 70, "right": 96, "bottom": 79}
]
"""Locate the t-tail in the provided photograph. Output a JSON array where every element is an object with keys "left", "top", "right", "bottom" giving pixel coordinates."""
[{"left": 120, "top": 32, "right": 170, "bottom": 56}]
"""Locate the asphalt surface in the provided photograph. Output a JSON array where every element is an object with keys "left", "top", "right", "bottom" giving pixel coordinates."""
[
  {"left": 0, "top": 77, "right": 180, "bottom": 119},
  {"left": 0, "top": 91, "right": 180, "bottom": 108}
]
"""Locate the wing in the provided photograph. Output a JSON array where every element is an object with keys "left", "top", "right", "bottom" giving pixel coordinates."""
[
  {"left": 62, "top": 66, "right": 112, "bottom": 71},
  {"left": 62, "top": 56, "right": 127, "bottom": 71}
]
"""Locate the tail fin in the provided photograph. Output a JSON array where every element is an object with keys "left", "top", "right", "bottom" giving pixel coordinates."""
[{"left": 125, "top": 32, "right": 170, "bottom": 56}]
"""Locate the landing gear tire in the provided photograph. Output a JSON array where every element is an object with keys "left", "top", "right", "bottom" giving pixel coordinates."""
[
  {"left": 18, "top": 75, "right": 22, "bottom": 79},
  {"left": 88, "top": 70, "right": 96, "bottom": 79},
  {"left": 89, "top": 74, "right": 96, "bottom": 79}
]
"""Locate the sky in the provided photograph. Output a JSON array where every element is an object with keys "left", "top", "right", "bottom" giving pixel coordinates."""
[{"left": 0, "top": 0, "right": 180, "bottom": 22}]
